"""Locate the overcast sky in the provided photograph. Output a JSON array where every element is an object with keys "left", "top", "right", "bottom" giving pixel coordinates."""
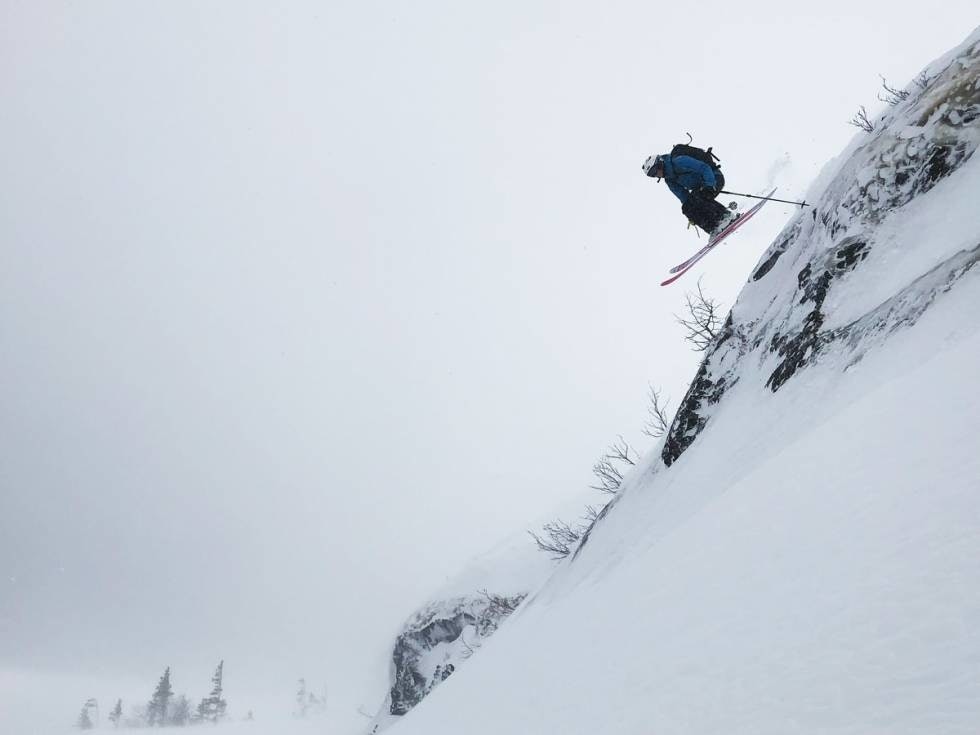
[{"left": 2, "top": 0, "right": 978, "bottom": 729}]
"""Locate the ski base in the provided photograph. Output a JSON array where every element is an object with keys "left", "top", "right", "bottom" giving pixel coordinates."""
[{"left": 660, "top": 188, "right": 777, "bottom": 287}]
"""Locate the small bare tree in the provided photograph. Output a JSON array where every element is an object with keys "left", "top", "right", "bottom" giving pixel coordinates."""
[
  {"left": 528, "top": 519, "right": 581, "bottom": 559},
  {"left": 914, "top": 71, "right": 929, "bottom": 91},
  {"left": 590, "top": 435, "right": 638, "bottom": 494},
  {"left": 877, "top": 75, "right": 910, "bottom": 105},
  {"left": 528, "top": 502, "right": 610, "bottom": 559},
  {"left": 848, "top": 105, "right": 874, "bottom": 132},
  {"left": 642, "top": 385, "right": 672, "bottom": 439},
  {"left": 478, "top": 589, "right": 526, "bottom": 617},
  {"left": 590, "top": 457, "right": 622, "bottom": 495},
  {"left": 675, "top": 279, "right": 722, "bottom": 352},
  {"left": 610, "top": 436, "right": 637, "bottom": 466},
  {"left": 530, "top": 438, "right": 640, "bottom": 559},
  {"left": 580, "top": 504, "right": 600, "bottom": 525}
]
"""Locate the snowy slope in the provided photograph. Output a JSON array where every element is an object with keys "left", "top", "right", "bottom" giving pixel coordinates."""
[{"left": 386, "top": 27, "right": 980, "bottom": 735}]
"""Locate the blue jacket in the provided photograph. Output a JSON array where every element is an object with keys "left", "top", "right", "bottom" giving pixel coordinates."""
[{"left": 661, "top": 154, "right": 717, "bottom": 204}]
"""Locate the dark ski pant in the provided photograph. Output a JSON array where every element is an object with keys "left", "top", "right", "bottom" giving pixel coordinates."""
[{"left": 681, "top": 189, "right": 729, "bottom": 234}]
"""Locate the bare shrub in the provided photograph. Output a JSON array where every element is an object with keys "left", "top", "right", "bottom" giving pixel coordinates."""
[
  {"left": 848, "top": 105, "right": 874, "bottom": 132},
  {"left": 675, "top": 279, "right": 722, "bottom": 352},
  {"left": 529, "top": 503, "right": 609, "bottom": 559},
  {"left": 580, "top": 504, "right": 600, "bottom": 525},
  {"left": 642, "top": 385, "right": 672, "bottom": 439},
  {"left": 478, "top": 589, "right": 526, "bottom": 617},
  {"left": 878, "top": 75, "right": 910, "bottom": 105},
  {"left": 590, "top": 435, "right": 639, "bottom": 494},
  {"left": 529, "top": 519, "right": 582, "bottom": 559},
  {"left": 530, "top": 437, "right": 642, "bottom": 559}
]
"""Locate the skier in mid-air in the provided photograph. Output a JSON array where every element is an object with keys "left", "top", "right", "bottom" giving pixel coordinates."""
[{"left": 642, "top": 149, "right": 736, "bottom": 236}]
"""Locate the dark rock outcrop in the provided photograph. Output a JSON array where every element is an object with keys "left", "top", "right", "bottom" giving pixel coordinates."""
[
  {"left": 661, "top": 37, "right": 980, "bottom": 467},
  {"left": 390, "top": 609, "right": 476, "bottom": 715},
  {"left": 386, "top": 593, "right": 526, "bottom": 719}
]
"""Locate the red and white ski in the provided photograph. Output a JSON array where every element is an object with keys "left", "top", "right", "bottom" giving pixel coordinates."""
[{"left": 660, "top": 188, "right": 776, "bottom": 287}]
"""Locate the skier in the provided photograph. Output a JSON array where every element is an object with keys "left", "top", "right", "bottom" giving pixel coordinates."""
[{"left": 642, "top": 151, "right": 735, "bottom": 236}]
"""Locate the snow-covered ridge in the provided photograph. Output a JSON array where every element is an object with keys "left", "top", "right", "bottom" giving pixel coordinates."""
[
  {"left": 662, "top": 30, "right": 980, "bottom": 466},
  {"left": 379, "top": 35, "right": 980, "bottom": 728},
  {"left": 387, "top": 25, "right": 980, "bottom": 735}
]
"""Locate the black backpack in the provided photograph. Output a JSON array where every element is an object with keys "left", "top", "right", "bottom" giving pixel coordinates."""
[{"left": 670, "top": 143, "right": 721, "bottom": 172}]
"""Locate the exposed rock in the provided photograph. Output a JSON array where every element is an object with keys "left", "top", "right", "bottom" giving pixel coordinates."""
[
  {"left": 382, "top": 592, "right": 526, "bottom": 722},
  {"left": 661, "top": 36, "right": 980, "bottom": 465}
]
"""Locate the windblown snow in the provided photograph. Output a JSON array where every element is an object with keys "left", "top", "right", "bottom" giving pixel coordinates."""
[{"left": 12, "top": 24, "right": 980, "bottom": 735}]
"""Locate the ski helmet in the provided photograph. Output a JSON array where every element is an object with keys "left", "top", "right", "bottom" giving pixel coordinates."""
[{"left": 642, "top": 155, "right": 664, "bottom": 179}]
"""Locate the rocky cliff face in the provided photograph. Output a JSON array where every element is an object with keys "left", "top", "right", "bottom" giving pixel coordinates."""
[
  {"left": 366, "top": 532, "right": 554, "bottom": 733},
  {"left": 663, "top": 37, "right": 980, "bottom": 466},
  {"left": 387, "top": 593, "right": 525, "bottom": 717},
  {"left": 365, "top": 592, "right": 525, "bottom": 733},
  {"left": 366, "top": 534, "right": 553, "bottom": 734}
]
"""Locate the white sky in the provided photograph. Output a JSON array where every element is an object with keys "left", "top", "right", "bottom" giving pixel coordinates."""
[{"left": 2, "top": 0, "right": 977, "bottom": 727}]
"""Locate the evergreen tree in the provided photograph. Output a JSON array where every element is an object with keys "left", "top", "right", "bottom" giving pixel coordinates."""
[
  {"left": 307, "top": 687, "right": 326, "bottom": 716},
  {"left": 295, "top": 678, "right": 308, "bottom": 718},
  {"left": 194, "top": 699, "right": 207, "bottom": 724},
  {"left": 197, "top": 660, "right": 228, "bottom": 723},
  {"left": 306, "top": 692, "right": 325, "bottom": 714},
  {"left": 294, "top": 679, "right": 326, "bottom": 718},
  {"left": 108, "top": 699, "right": 123, "bottom": 728},
  {"left": 169, "top": 695, "right": 192, "bottom": 726},
  {"left": 85, "top": 699, "right": 100, "bottom": 726},
  {"left": 147, "top": 666, "right": 174, "bottom": 727},
  {"left": 76, "top": 705, "right": 93, "bottom": 730}
]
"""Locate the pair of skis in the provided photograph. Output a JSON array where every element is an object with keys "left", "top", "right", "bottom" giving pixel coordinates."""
[{"left": 660, "top": 188, "right": 777, "bottom": 286}]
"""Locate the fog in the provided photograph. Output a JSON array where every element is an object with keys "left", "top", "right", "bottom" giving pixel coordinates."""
[{"left": 2, "top": 0, "right": 976, "bottom": 729}]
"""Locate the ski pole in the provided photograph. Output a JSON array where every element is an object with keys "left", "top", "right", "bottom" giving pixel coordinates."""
[{"left": 719, "top": 190, "right": 810, "bottom": 208}]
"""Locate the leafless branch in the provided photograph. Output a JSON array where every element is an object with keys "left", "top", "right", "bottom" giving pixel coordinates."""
[
  {"left": 674, "top": 278, "right": 722, "bottom": 352},
  {"left": 530, "top": 436, "right": 640, "bottom": 558},
  {"left": 478, "top": 589, "right": 526, "bottom": 617},
  {"left": 609, "top": 435, "right": 638, "bottom": 466},
  {"left": 877, "top": 75, "right": 910, "bottom": 105},
  {"left": 590, "top": 457, "right": 623, "bottom": 494},
  {"left": 914, "top": 71, "right": 929, "bottom": 91},
  {"left": 642, "top": 385, "right": 671, "bottom": 439},
  {"left": 589, "top": 436, "right": 639, "bottom": 494},
  {"left": 528, "top": 518, "right": 582, "bottom": 559},
  {"left": 848, "top": 105, "right": 874, "bottom": 132},
  {"left": 581, "top": 504, "right": 600, "bottom": 525}
]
